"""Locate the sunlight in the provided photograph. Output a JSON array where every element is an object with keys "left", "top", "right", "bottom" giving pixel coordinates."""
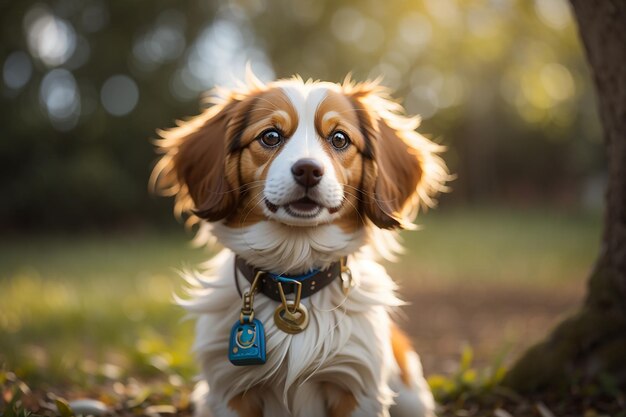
[
  {"left": 39, "top": 68, "right": 81, "bottom": 130},
  {"left": 24, "top": 4, "right": 77, "bottom": 67},
  {"left": 178, "top": 14, "right": 274, "bottom": 95}
]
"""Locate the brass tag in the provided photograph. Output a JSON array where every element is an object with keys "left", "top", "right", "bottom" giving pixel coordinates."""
[{"left": 274, "top": 302, "right": 309, "bottom": 334}]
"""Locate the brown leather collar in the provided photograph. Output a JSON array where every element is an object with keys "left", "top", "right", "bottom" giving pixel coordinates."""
[{"left": 234, "top": 256, "right": 344, "bottom": 302}]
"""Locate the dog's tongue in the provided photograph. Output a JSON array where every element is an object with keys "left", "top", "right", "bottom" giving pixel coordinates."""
[{"left": 290, "top": 197, "right": 319, "bottom": 211}]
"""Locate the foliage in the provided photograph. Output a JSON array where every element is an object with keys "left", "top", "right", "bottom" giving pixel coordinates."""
[
  {"left": 0, "top": 0, "right": 603, "bottom": 230},
  {"left": 428, "top": 345, "right": 507, "bottom": 402},
  {"left": 0, "top": 368, "right": 193, "bottom": 417},
  {"left": 428, "top": 347, "right": 625, "bottom": 417},
  {"left": 2, "top": 350, "right": 623, "bottom": 417}
]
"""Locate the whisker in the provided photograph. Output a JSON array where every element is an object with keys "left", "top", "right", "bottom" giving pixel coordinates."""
[
  {"left": 342, "top": 183, "right": 397, "bottom": 206},
  {"left": 239, "top": 192, "right": 267, "bottom": 228},
  {"left": 236, "top": 188, "right": 266, "bottom": 222},
  {"left": 340, "top": 193, "right": 367, "bottom": 226},
  {"left": 194, "top": 180, "right": 266, "bottom": 198},
  {"left": 341, "top": 188, "right": 366, "bottom": 204}
]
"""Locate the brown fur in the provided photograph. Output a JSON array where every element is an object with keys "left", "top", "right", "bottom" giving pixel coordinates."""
[
  {"left": 151, "top": 87, "right": 299, "bottom": 225},
  {"left": 369, "top": 120, "right": 423, "bottom": 229},
  {"left": 150, "top": 97, "right": 253, "bottom": 223},
  {"left": 391, "top": 323, "right": 414, "bottom": 386},
  {"left": 151, "top": 77, "right": 447, "bottom": 231},
  {"left": 315, "top": 91, "right": 368, "bottom": 155},
  {"left": 228, "top": 392, "right": 263, "bottom": 417},
  {"left": 324, "top": 384, "right": 358, "bottom": 417},
  {"left": 176, "top": 100, "right": 244, "bottom": 221},
  {"left": 345, "top": 87, "right": 426, "bottom": 229},
  {"left": 314, "top": 91, "right": 370, "bottom": 233},
  {"left": 152, "top": 76, "right": 447, "bottom": 417},
  {"left": 232, "top": 88, "right": 299, "bottom": 150},
  {"left": 225, "top": 88, "right": 299, "bottom": 227}
]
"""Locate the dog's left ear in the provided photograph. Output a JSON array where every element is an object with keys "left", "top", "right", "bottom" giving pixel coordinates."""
[{"left": 346, "top": 82, "right": 449, "bottom": 229}]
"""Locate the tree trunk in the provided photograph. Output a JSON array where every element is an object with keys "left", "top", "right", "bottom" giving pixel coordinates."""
[{"left": 504, "top": 0, "right": 626, "bottom": 393}]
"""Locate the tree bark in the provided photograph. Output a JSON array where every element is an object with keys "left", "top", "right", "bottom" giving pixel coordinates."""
[{"left": 504, "top": 0, "right": 626, "bottom": 392}]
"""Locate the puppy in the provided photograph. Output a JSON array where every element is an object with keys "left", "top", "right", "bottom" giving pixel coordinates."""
[{"left": 151, "top": 71, "right": 448, "bottom": 417}]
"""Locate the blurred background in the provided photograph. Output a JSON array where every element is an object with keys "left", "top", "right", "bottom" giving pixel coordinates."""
[{"left": 0, "top": 0, "right": 605, "bottom": 396}]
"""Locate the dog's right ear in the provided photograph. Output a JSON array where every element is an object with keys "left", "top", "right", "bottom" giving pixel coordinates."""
[{"left": 150, "top": 96, "right": 254, "bottom": 222}]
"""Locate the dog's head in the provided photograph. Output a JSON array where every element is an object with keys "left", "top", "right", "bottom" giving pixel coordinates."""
[{"left": 151, "top": 73, "right": 447, "bottom": 238}]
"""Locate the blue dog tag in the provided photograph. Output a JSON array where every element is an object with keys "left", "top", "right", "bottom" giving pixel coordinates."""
[{"left": 228, "top": 318, "right": 266, "bottom": 366}]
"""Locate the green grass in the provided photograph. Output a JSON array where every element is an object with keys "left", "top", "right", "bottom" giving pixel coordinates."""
[
  {"left": 0, "top": 232, "right": 208, "bottom": 386},
  {"left": 394, "top": 205, "right": 601, "bottom": 286},
  {"left": 0, "top": 206, "right": 602, "bottom": 388}
]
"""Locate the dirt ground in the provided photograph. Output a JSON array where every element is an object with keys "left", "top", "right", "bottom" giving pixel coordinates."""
[{"left": 398, "top": 281, "right": 586, "bottom": 376}]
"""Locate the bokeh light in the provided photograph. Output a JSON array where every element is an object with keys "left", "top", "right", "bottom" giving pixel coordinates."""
[
  {"left": 534, "top": 0, "right": 572, "bottom": 30},
  {"left": 100, "top": 75, "right": 140, "bottom": 117},
  {"left": 3, "top": 51, "right": 33, "bottom": 90},
  {"left": 167, "top": 12, "right": 274, "bottom": 101},
  {"left": 132, "top": 10, "right": 186, "bottom": 72},
  {"left": 24, "top": 4, "right": 77, "bottom": 67},
  {"left": 39, "top": 69, "right": 81, "bottom": 130},
  {"left": 397, "top": 12, "right": 432, "bottom": 52},
  {"left": 0, "top": 0, "right": 605, "bottom": 229}
]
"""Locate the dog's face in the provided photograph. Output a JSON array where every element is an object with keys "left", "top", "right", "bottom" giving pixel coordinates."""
[{"left": 152, "top": 75, "right": 447, "bottom": 236}]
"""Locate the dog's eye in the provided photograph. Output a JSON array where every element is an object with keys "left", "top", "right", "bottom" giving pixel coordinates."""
[
  {"left": 259, "top": 129, "right": 282, "bottom": 148},
  {"left": 329, "top": 131, "right": 350, "bottom": 150}
]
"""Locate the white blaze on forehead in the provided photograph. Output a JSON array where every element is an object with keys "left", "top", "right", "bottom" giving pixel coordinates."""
[
  {"left": 263, "top": 82, "right": 345, "bottom": 213},
  {"left": 277, "top": 84, "right": 330, "bottom": 161}
]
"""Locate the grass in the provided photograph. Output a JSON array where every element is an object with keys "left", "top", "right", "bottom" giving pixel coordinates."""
[
  {"left": 0, "top": 205, "right": 604, "bottom": 414},
  {"left": 0, "top": 232, "right": 207, "bottom": 386},
  {"left": 395, "top": 205, "right": 601, "bottom": 286}
]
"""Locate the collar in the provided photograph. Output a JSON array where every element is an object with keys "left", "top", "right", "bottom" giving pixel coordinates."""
[{"left": 234, "top": 256, "right": 345, "bottom": 302}]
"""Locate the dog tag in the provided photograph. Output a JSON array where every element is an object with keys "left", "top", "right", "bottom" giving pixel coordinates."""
[
  {"left": 228, "top": 318, "right": 266, "bottom": 366},
  {"left": 274, "top": 302, "right": 309, "bottom": 334}
]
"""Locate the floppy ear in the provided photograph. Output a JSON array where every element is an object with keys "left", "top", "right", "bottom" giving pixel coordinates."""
[
  {"left": 347, "top": 82, "right": 449, "bottom": 229},
  {"left": 150, "top": 97, "right": 253, "bottom": 223}
]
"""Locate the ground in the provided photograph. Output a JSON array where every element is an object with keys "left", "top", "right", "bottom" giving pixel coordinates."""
[
  {"left": 3, "top": 206, "right": 618, "bottom": 416},
  {"left": 405, "top": 282, "right": 582, "bottom": 378}
]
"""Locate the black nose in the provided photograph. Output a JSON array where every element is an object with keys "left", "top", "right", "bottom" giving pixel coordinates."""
[{"left": 291, "top": 158, "right": 324, "bottom": 188}]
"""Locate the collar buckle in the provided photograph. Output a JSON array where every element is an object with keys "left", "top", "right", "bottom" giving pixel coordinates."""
[{"left": 340, "top": 258, "right": 354, "bottom": 296}]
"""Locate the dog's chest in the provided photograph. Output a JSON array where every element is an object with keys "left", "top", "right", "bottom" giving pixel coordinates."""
[{"left": 191, "top": 254, "right": 400, "bottom": 402}]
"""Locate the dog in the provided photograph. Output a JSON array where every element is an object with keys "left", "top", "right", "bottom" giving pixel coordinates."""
[{"left": 151, "top": 71, "right": 448, "bottom": 417}]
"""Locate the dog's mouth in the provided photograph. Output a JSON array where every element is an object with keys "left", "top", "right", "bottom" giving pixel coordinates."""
[{"left": 265, "top": 197, "right": 342, "bottom": 218}]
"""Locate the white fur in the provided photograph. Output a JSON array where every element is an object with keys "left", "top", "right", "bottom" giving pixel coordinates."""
[
  {"left": 180, "top": 222, "right": 435, "bottom": 417},
  {"left": 262, "top": 84, "right": 344, "bottom": 227},
  {"left": 174, "top": 79, "right": 437, "bottom": 417},
  {"left": 211, "top": 221, "right": 365, "bottom": 274}
]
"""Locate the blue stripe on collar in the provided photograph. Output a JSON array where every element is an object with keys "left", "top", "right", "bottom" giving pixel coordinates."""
[{"left": 268, "top": 269, "right": 321, "bottom": 283}]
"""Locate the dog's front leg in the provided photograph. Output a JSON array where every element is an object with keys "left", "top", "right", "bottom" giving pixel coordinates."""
[
  {"left": 200, "top": 390, "right": 262, "bottom": 417},
  {"left": 324, "top": 383, "right": 389, "bottom": 417},
  {"left": 325, "top": 384, "right": 357, "bottom": 417},
  {"left": 226, "top": 391, "right": 263, "bottom": 417}
]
